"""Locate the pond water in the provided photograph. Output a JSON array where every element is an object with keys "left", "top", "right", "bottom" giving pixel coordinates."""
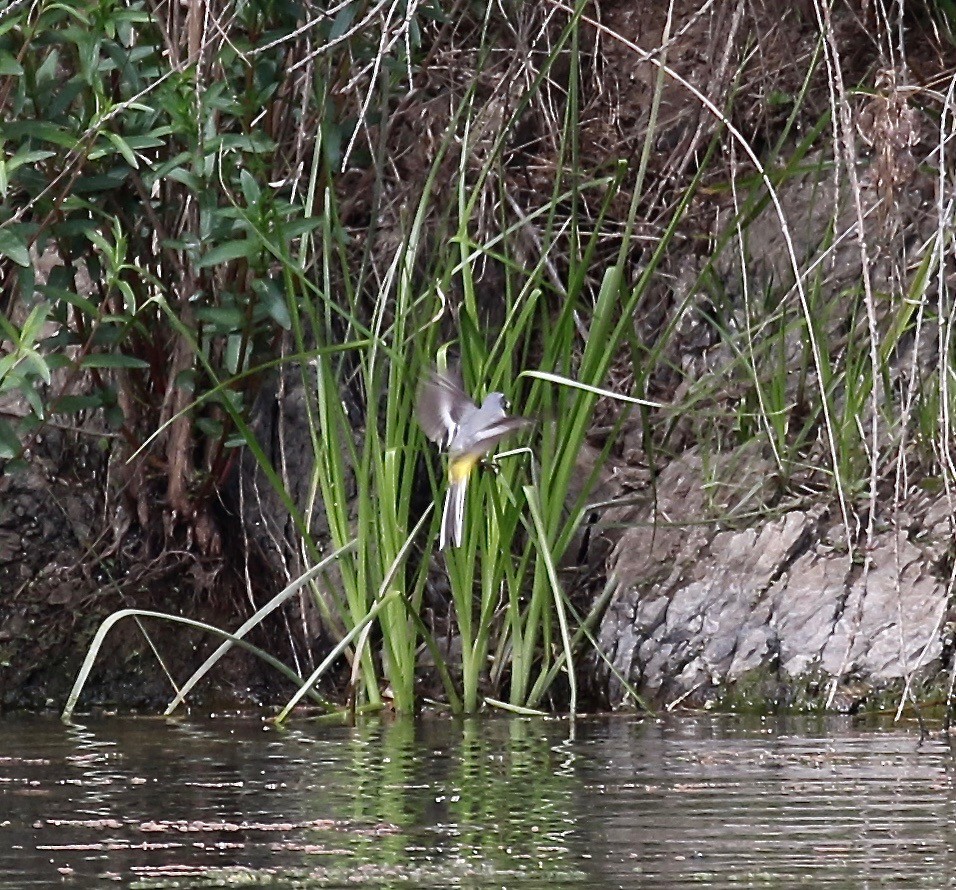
[{"left": 1, "top": 713, "right": 954, "bottom": 887}]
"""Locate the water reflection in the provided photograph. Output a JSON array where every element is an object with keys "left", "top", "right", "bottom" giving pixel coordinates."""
[
  {"left": 298, "top": 718, "right": 583, "bottom": 883},
  {"left": 0, "top": 714, "right": 954, "bottom": 886}
]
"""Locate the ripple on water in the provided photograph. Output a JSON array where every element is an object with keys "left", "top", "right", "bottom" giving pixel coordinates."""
[{"left": 0, "top": 714, "right": 952, "bottom": 887}]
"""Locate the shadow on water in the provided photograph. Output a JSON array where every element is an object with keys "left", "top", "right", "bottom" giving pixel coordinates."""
[{"left": 1, "top": 713, "right": 955, "bottom": 886}]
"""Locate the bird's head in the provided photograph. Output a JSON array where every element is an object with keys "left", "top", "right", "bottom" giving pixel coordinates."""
[{"left": 482, "top": 392, "right": 510, "bottom": 413}]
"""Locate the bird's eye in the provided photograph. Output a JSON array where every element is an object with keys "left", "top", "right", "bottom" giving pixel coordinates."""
[{"left": 502, "top": 397, "right": 511, "bottom": 412}]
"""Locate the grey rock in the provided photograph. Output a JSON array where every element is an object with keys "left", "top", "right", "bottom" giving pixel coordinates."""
[{"left": 597, "top": 454, "right": 949, "bottom": 709}]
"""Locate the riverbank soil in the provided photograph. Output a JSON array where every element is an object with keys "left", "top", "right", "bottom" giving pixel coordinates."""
[{"left": 0, "top": 427, "right": 310, "bottom": 710}]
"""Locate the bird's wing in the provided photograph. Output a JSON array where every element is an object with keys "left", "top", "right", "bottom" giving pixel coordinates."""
[
  {"left": 454, "top": 411, "right": 532, "bottom": 457},
  {"left": 415, "top": 366, "right": 475, "bottom": 447}
]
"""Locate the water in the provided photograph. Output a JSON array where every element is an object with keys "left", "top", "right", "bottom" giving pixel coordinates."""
[{"left": 1, "top": 714, "right": 954, "bottom": 887}]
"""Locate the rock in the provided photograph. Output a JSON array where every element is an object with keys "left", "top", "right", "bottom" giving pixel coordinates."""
[{"left": 597, "top": 453, "right": 949, "bottom": 710}]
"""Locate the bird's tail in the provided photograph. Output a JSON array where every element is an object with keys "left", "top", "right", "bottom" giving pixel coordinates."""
[{"left": 440, "top": 476, "right": 469, "bottom": 549}]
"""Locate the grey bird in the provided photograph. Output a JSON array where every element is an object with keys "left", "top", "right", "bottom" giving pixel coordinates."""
[{"left": 415, "top": 366, "right": 531, "bottom": 549}]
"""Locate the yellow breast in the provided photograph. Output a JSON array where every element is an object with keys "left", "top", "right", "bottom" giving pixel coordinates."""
[{"left": 448, "top": 452, "right": 481, "bottom": 483}]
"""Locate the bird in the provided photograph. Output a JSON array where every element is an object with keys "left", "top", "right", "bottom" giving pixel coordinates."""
[{"left": 415, "top": 365, "right": 531, "bottom": 549}]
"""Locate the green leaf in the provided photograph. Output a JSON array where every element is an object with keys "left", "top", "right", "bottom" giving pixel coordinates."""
[
  {"left": 0, "top": 353, "right": 19, "bottom": 382},
  {"left": 91, "top": 325, "right": 125, "bottom": 347},
  {"left": 21, "top": 350, "right": 50, "bottom": 385},
  {"left": 73, "top": 169, "right": 130, "bottom": 193},
  {"left": 19, "top": 304, "right": 50, "bottom": 347},
  {"left": 0, "top": 229, "right": 30, "bottom": 267},
  {"left": 253, "top": 279, "right": 291, "bottom": 330},
  {"left": 124, "top": 133, "right": 169, "bottom": 151},
  {"left": 41, "top": 286, "right": 97, "bottom": 317},
  {"left": 329, "top": 3, "right": 358, "bottom": 40},
  {"left": 19, "top": 378, "right": 45, "bottom": 418},
  {"left": 195, "top": 416, "right": 224, "bottom": 438},
  {"left": 34, "top": 47, "right": 60, "bottom": 93},
  {"left": 150, "top": 151, "right": 195, "bottom": 178},
  {"left": 17, "top": 262, "right": 35, "bottom": 300},
  {"left": 0, "top": 311, "right": 17, "bottom": 342},
  {"left": 283, "top": 216, "right": 324, "bottom": 239},
  {"left": 85, "top": 228, "right": 114, "bottom": 256},
  {"left": 161, "top": 167, "right": 202, "bottom": 192},
  {"left": 174, "top": 368, "right": 197, "bottom": 390},
  {"left": 6, "top": 149, "right": 56, "bottom": 174},
  {"left": 81, "top": 353, "right": 149, "bottom": 369},
  {"left": 0, "top": 50, "right": 23, "bottom": 77},
  {"left": 53, "top": 394, "right": 104, "bottom": 413},
  {"left": 197, "top": 240, "right": 259, "bottom": 268},
  {"left": 3, "top": 121, "right": 76, "bottom": 148},
  {"left": 116, "top": 281, "right": 137, "bottom": 314},
  {"left": 224, "top": 332, "right": 241, "bottom": 374},
  {"left": 105, "top": 131, "right": 139, "bottom": 169},
  {"left": 195, "top": 305, "right": 244, "bottom": 331},
  {"left": 239, "top": 169, "right": 260, "bottom": 205},
  {"left": 105, "top": 404, "right": 125, "bottom": 429}
]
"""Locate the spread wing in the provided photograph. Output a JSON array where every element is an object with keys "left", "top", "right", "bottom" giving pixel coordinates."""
[
  {"left": 460, "top": 414, "right": 533, "bottom": 456},
  {"left": 415, "top": 366, "right": 475, "bottom": 448}
]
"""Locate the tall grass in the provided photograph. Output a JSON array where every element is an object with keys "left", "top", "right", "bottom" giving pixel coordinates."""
[{"left": 41, "top": 0, "right": 657, "bottom": 717}]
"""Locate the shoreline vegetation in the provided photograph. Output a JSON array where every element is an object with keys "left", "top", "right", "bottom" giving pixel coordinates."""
[{"left": 1, "top": 0, "right": 955, "bottom": 719}]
